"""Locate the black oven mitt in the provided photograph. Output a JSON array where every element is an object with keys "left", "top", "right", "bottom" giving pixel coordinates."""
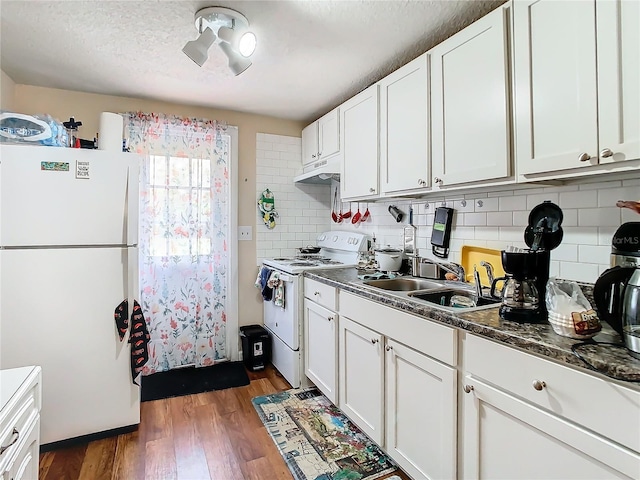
[{"left": 261, "top": 267, "right": 274, "bottom": 301}]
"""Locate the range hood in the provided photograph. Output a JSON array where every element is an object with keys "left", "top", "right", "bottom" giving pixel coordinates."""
[{"left": 293, "top": 156, "right": 341, "bottom": 184}]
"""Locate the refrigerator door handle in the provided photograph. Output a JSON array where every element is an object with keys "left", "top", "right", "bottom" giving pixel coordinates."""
[
  {"left": 127, "top": 246, "right": 139, "bottom": 322},
  {"left": 126, "top": 160, "right": 140, "bottom": 247}
]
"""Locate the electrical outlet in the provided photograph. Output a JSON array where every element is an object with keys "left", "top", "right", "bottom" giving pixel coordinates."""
[{"left": 238, "top": 226, "right": 252, "bottom": 241}]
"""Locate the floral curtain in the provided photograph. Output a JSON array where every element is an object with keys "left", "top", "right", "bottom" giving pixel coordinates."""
[{"left": 125, "top": 112, "right": 230, "bottom": 374}]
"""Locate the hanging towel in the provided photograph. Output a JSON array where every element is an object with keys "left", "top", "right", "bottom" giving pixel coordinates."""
[
  {"left": 114, "top": 299, "right": 150, "bottom": 385},
  {"left": 256, "top": 266, "right": 274, "bottom": 301},
  {"left": 267, "top": 271, "right": 285, "bottom": 308}
]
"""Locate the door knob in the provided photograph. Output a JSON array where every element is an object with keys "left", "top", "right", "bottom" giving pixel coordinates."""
[
  {"left": 578, "top": 153, "right": 591, "bottom": 162},
  {"left": 600, "top": 148, "right": 613, "bottom": 158}
]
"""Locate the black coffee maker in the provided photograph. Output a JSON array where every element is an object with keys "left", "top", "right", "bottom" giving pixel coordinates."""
[{"left": 492, "top": 201, "right": 564, "bottom": 323}]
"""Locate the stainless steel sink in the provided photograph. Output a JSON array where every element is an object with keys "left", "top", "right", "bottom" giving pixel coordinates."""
[
  {"left": 363, "top": 278, "right": 445, "bottom": 291},
  {"left": 408, "top": 288, "right": 501, "bottom": 309}
]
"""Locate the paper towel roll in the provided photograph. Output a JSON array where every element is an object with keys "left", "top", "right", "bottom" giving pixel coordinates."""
[{"left": 98, "top": 112, "right": 123, "bottom": 152}]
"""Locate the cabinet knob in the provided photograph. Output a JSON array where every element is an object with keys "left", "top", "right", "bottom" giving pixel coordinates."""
[
  {"left": 578, "top": 152, "right": 591, "bottom": 162},
  {"left": 463, "top": 385, "right": 474, "bottom": 394},
  {"left": 318, "top": 151, "right": 322, "bottom": 157},
  {"left": 369, "top": 187, "right": 376, "bottom": 193},
  {"left": 434, "top": 177, "right": 443, "bottom": 185},
  {"left": 311, "top": 154, "right": 316, "bottom": 159},
  {"left": 0, "top": 428, "right": 19, "bottom": 454},
  {"left": 314, "top": 291, "right": 320, "bottom": 296},
  {"left": 600, "top": 148, "right": 613, "bottom": 158},
  {"left": 418, "top": 179, "right": 426, "bottom": 187},
  {"left": 327, "top": 316, "right": 334, "bottom": 322},
  {"left": 371, "top": 338, "right": 379, "bottom": 344},
  {"left": 385, "top": 345, "right": 393, "bottom": 351},
  {"left": 532, "top": 380, "right": 546, "bottom": 391}
]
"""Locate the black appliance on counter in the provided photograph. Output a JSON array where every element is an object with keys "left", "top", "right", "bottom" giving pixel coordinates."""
[
  {"left": 593, "top": 222, "right": 640, "bottom": 358},
  {"left": 240, "top": 325, "right": 271, "bottom": 371},
  {"left": 493, "top": 201, "right": 564, "bottom": 323}
]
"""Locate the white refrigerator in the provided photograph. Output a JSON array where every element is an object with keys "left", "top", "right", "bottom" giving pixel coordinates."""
[{"left": 0, "top": 144, "right": 141, "bottom": 445}]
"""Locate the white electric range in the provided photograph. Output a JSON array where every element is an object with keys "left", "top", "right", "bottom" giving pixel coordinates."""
[{"left": 260, "top": 231, "right": 370, "bottom": 387}]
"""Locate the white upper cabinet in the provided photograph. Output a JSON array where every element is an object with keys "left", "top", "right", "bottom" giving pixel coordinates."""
[
  {"left": 340, "top": 84, "right": 380, "bottom": 200},
  {"left": 430, "top": 3, "right": 512, "bottom": 188},
  {"left": 596, "top": 0, "right": 640, "bottom": 165},
  {"left": 379, "top": 53, "right": 430, "bottom": 195},
  {"left": 301, "top": 121, "right": 319, "bottom": 166},
  {"left": 514, "top": 0, "right": 639, "bottom": 176},
  {"left": 302, "top": 107, "right": 340, "bottom": 167}
]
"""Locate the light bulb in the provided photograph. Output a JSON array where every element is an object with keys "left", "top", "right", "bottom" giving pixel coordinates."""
[{"left": 238, "top": 32, "right": 257, "bottom": 57}]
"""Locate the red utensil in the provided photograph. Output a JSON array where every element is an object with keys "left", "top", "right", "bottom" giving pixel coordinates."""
[
  {"left": 342, "top": 202, "right": 352, "bottom": 220},
  {"left": 360, "top": 204, "right": 370, "bottom": 222},
  {"left": 352, "top": 203, "right": 361, "bottom": 224}
]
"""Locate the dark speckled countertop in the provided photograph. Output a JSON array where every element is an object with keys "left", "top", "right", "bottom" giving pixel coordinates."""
[{"left": 305, "top": 268, "right": 640, "bottom": 386}]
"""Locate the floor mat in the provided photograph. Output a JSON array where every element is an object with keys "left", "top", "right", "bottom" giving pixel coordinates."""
[
  {"left": 252, "top": 387, "right": 397, "bottom": 480},
  {"left": 141, "top": 361, "right": 250, "bottom": 402}
]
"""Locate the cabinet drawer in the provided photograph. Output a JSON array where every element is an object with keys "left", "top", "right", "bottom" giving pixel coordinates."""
[
  {"left": 465, "top": 334, "right": 640, "bottom": 453},
  {"left": 340, "top": 291, "right": 456, "bottom": 366},
  {"left": 0, "top": 367, "right": 41, "bottom": 473},
  {"left": 304, "top": 278, "right": 337, "bottom": 311}
]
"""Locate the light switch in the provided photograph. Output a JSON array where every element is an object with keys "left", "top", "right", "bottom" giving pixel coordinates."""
[{"left": 238, "top": 226, "right": 252, "bottom": 241}]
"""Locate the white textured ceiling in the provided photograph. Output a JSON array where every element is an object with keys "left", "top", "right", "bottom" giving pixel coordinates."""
[{"left": 0, "top": 0, "right": 505, "bottom": 123}]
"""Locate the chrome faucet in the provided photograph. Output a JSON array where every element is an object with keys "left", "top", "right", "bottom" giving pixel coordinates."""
[{"left": 480, "top": 260, "right": 495, "bottom": 285}]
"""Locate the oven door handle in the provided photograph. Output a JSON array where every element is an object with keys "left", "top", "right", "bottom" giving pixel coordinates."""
[{"left": 279, "top": 273, "right": 294, "bottom": 283}]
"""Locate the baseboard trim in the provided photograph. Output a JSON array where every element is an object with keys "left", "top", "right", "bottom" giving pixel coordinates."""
[{"left": 40, "top": 424, "right": 139, "bottom": 452}]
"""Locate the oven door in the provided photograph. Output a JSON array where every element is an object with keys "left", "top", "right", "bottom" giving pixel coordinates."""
[{"left": 263, "top": 270, "right": 301, "bottom": 350}]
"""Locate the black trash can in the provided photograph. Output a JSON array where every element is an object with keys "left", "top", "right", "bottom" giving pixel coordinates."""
[{"left": 240, "top": 325, "right": 271, "bottom": 371}]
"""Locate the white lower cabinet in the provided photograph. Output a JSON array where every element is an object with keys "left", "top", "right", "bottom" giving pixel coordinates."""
[
  {"left": 339, "top": 291, "right": 458, "bottom": 480},
  {"left": 0, "top": 366, "right": 42, "bottom": 480},
  {"left": 385, "top": 339, "right": 456, "bottom": 480},
  {"left": 304, "top": 299, "right": 338, "bottom": 404},
  {"left": 338, "top": 316, "right": 384, "bottom": 445},
  {"left": 461, "top": 334, "right": 640, "bottom": 480}
]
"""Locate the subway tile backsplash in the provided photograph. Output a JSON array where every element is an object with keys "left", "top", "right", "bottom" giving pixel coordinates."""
[
  {"left": 255, "top": 133, "right": 331, "bottom": 263},
  {"left": 330, "top": 177, "right": 640, "bottom": 284}
]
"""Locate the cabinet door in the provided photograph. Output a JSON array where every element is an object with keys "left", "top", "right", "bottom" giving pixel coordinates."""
[
  {"left": 461, "top": 376, "right": 639, "bottom": 480},
  {"left": 304, "top": 299, "right": 338, "bottom": 404},
  {"left": 302, "top": 121, "right": 319, "bottom": 166},
  {"left": 380, "top": 54, "right": 429, "bottom": 194},
  {"left": 514, "top": 0, "right": 599, "bottom": 175},
  {"left": 385, "top": 339, "right": 456, "bottom": 480},
  {"left": 339, "top": 316, "right": 384, "bottom": 445},
  {"left": 318, "top": 108, "right": 340, "bottom": 160},
  {"left": 430, "top": 3, "right": 511, "bottom": 187},
  {"left": 596, "top": 0, "right": 640, "bottom": 164},
  {"left": 340, "top": 85, "right": 379, "bottom": 200},
  {"left": 6, "top": 415, "right": 40, "bottom": 480}
]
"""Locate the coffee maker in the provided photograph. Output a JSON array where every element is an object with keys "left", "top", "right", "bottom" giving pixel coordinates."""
[
  {"left": 491, "top": 250, "right": 548, "bottom": 322},
  {"left": 491, "top": 201, "right": 564, "bottom": 323},
  {"left": 593, "top": 222, "right": 640, "bottom": 358}
]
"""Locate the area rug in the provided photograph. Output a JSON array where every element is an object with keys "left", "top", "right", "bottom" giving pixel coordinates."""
[
  {"left": 141, "top": 361, "right": 249, "bottom": 402},
  {"left": 252, "top": 387, "right": 397, "bottom": 480}
]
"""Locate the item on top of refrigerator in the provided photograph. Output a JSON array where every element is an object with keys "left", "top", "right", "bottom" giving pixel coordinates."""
[
  {"left": 0, "top": 111, "right": 69, "bottom": 146},
  {"left": 63, "top": 116, "right": 83, "bottom": 148}
]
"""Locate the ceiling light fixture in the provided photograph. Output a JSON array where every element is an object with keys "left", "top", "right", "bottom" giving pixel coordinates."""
[{"left": 182, "top": 6, "right": 257, "bottom": 75}]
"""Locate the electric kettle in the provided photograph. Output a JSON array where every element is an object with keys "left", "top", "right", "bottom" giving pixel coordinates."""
[{"left": 593, "top": 266, "right": 640, "bottom": 359}]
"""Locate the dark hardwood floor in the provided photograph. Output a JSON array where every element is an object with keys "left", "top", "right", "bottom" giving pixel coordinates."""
[{"left": 39, "top": 365, "right": 409, "bottom": 480}]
